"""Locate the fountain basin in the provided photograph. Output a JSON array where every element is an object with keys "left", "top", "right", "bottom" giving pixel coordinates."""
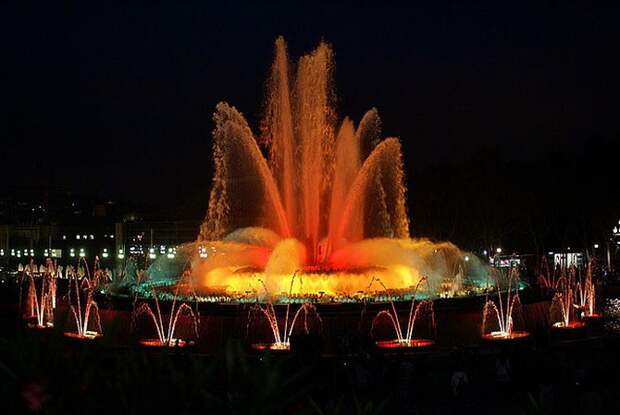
[
  {"left": 64, "top": 331, "right": 102, "bottom": 340},
  {"left": 139, "top": 338, "right": 191, "bottom": 348},
  {"left": 251, "top": 342, "right": 291, "bottom": 351},
  {"left": 375, "top": 339, "right": 434, "bottom": 348},
  {"left": 581, "top": 312, "right": 604, "bottom": 320},
  {"left": 27, "top": 321, "right": 54, "bottom": 330},
  {"left": 481, "top": 330, "right": 530, "bottom": 341},
  {"left": 552, "top": 321, "right": 586, "bottom": 330}
]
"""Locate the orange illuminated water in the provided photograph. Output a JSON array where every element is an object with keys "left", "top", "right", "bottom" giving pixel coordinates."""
[{"left": 145, "top": 37, "right": 491, "bottom": 301}]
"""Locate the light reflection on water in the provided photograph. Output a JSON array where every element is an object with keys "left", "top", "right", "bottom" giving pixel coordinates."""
[{"left": 603, "top": 298, "right": 620, "bottom": 334}]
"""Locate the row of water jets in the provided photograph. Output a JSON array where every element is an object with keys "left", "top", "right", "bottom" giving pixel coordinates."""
[
  {"left": 19, "top": 257, "right": 435, "bottom": 349},
  {"left": 19, "top": 258, "right": 195, "bottom": 346},
  {"left": 19, "top": 257, "right": 601, "bottom": 349}
]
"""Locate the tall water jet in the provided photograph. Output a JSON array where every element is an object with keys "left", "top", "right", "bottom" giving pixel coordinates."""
[{"left": 262, "top": 37, "right": 297, "bottom": 235}]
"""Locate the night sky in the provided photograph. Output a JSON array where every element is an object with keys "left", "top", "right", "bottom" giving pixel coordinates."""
[{"left": 3, "top": 2, "right": 619, "bottom": 251}]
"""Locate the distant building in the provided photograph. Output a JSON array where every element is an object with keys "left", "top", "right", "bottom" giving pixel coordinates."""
[{"left": 0, "top": 187, "right": 200, "bottom": 269}]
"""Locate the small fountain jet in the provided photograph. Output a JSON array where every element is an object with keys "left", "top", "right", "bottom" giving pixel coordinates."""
[
  {"left": 249, "top": 272, "right": 322, "bottom": 350},
  {"left": 549, "top": 264, "right": 586, "bottom": 330},
  {"left": 22, "top": 259, "right": 56, "bottom": 329},
  {"left": 575, "top": 259, "right": 601, "bottom": 321},
  {"left": 481, "top": 267, "right": 529, "bottom": 340},
  {"left": 370, "top": 276, "right": 435, "bottom": 348},
  {"left": 134, "top": 271, "right": 199, "bottom": 347},
  {"left": 64, "top": 257, "right": 103, "bottom": 340}
]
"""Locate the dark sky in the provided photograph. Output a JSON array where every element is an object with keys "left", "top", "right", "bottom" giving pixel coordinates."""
[{"left": 2, "top": 2, "right": 619, "bottom": 248}]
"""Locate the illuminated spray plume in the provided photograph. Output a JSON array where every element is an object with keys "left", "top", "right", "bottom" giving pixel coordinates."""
[{"left": 370, "top": 276, "right": 436, "bottom": 348}]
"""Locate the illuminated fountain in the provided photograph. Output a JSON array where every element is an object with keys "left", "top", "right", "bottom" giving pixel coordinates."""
[
  {"left": 248, "top": 273, "right": 322, "bottom": 351},
  {"left": 134, "top": 272, "right": 199, "bottom": 348},
  {"left": 132, "top": 37, "right": 503, "bottom": 304},
  {"left": 22, "top": 260, "right": 56, "bottom": 330},
  {"left": 370, "top": 277, "right": 435, "bottom": 348},
  {"left": 481, "top": 268, "right": 529, "bottom": 340},
  {"left": 549, "top": 265, "right": 585, "bottom": 330},
  {"left": 64, "top": 258, "right": 103, "bottom": 340}
]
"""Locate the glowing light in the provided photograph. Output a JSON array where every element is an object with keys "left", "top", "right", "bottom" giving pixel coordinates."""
[
  {"left": 76, "top": 235, "right": 80, "bottom": 240},
  {"left": 149, "top": 248, "right": 156, "bottom": 259},
  {"left": 594, "top": 243, "right": 599, "bottom": 249},
  {"left": 464, "top": 256, "right": 469, "bottom": 261},
  {"left": 483, "top": 250, "right": 487, "bottom": 256},
  {"left": 199, "top": 246, "right": 208, "bottom": 258},
  {"left": 70, "top": 248, "right": 75, "bottom": 257},
  {"left": 496, "top": 247, "right": 502, "bottom": 254},
  {"left": 79, "top": 248, "right": 85, "bottom": 258}
]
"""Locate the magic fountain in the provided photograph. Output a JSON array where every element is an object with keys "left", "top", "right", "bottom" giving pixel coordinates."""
[{"left": 136, "top": 37, "right": 496, "bottom": 305}]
